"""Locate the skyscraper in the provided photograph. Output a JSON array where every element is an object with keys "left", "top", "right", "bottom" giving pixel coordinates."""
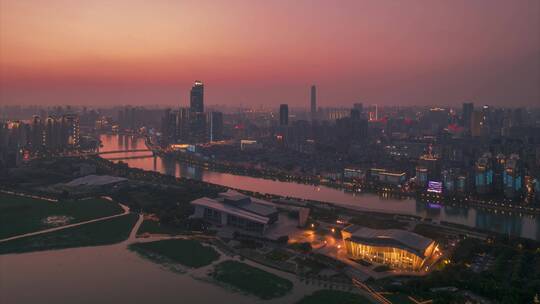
[
  {"left": 280, "top": 104, "right": 289, "bottom": 126},
  {"left": 190, "top": 80, "right": 204, "bottom": 113},
  {"left": 475, "top": 153, "right": 494, "bottom": 195},
  {"left": 63, "top": 114, "right": 80, "bottom": 149},
  {"left": 503, "top": 154, "right": 523, "bottom": 199},
  {"left": 310, "top": 85, "right": 316, "bottom": 119},
  {"left": 176, "top": 107, "right": 191, "bottom": 142},
  {"left": 161, "top": 108, "right": 177, "bottom": 145},
  {"left": 189, "top": 80, "right": 206, "bottom": 142},
  {"left": 462, "top": 102, "right": 474, "bottom": 130}
]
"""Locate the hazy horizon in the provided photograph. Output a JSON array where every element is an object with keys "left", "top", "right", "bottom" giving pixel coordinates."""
[{"left": 1, "top": 0, "right": 539, "bottom": 107}]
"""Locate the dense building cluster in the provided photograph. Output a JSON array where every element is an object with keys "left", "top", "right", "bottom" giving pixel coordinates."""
[
  {"left": 2, "top": 84, "right": 540, "bottom": 205},
  {"left": 161, "top": 81, "right": 224, "bottom": 145},
  {"left": 0, "top": 114, "right": 80, "bottom": 167}
]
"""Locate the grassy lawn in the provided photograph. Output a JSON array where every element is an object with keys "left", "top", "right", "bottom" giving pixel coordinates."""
[
  {"left": 296, "top": 290, "right": 372, "bottom": 304},
  {"left": 0, "top": 193, "right": 124, "bottom": 239},
  {"left": 266, "top": 249, "right": 292, "bottom": 262},
  {"left": 136, "top": 220, "right": 190, "bottom": 236},
  {"left": 129, "top": 239, "right": 220, "bottom": 268},
  {"left": 212, "top": 260, "right": 293, "bottom": 300},
  {"left": 0, "top": 213, "right": 138, "bottom": 255}
]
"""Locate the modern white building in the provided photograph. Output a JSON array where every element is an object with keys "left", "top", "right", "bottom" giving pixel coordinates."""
[{"left": 191, "top": 190, "right": 279, "bottom": 234}]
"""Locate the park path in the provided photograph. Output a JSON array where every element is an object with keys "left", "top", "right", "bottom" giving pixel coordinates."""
[
  {"left": 0, "top": 189, "right": 58, "bottom": 202},
  {"left": 0, "top": 200, "right": 131, "bottom": 243},
  {"left": 126, "top": 212, "right": 145, "bottom": 242}
]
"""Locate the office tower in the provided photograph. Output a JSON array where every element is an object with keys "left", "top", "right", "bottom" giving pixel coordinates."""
[
  {"left": 462, "top": 102, "right": 474, "bottom": 130},
  {"left": 189, "top": 80, "right": 206, "bottom": 142},
  {"left": 190, "top": 80, "right": 204, "bottom": 113},
  {"left": 310, "top": 85, "right": 316, "bottom": 118},
  {"left": 475, "top": 153, "right": 494, "bottom": 195},
  {"left": 208, "top": 111, "right": 223, "bottom": 142},
  {"left": 279, "top": 104, "right": 289, "bottom": 126}
]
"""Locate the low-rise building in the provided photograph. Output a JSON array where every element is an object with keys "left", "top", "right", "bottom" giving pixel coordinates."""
[
  {"left": 369, "top": 168, "right": 406, "bottom": 186},
  {"left": 191, "top": 190, "right": 278, "bottom": 234},
  {"left": 341, "top": 225, "right": 438, "bottom": 271}
]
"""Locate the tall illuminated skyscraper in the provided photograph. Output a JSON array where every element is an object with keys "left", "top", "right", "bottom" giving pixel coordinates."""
[
  {"left": 190, "top": 80, "right": 204, "bottom": 113},
  {"left": 475, "top": 153, "right": 494, "bottom": 195},
  {"left": 189, "top": 80, "right": 206, "bottom": 142}
]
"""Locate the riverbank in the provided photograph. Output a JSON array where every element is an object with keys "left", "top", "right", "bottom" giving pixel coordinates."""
[{"left": 156, "top": 149, "right": 539, "bottom": 216}]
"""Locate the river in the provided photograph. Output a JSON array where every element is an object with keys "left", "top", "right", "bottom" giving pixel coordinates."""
[
  {"left": 0, "top": 218, "right": 318, "bottom": 304},
  {"left": 99, "top": 134, "right": 540, "bottom": 241}
]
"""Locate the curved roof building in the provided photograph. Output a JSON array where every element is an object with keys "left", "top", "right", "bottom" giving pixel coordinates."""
[{"left": 341, "top": 225, "right": 438, "bottom": 271}]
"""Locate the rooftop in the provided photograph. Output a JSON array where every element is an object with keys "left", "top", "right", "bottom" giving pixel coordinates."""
[
  {"left": 217, "top": 190, "right": 277, "bottom": 217},
  {"left": 64, "top": 175, "right": 127, "bottom": 187},
  {"left": 191, "top": 190, "right": 278, "bottom": 224}
]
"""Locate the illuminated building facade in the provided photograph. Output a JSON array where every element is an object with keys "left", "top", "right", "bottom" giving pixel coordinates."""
[
  {"left": 190, "top": 80, "right": 206, "bottom": 142},
  {"left": 415, "top": 166, "right": 429, "bottom": 188},
  {"left": 475, "top": 153, "right": 494, "bottom": 195},
  {"left": 503, "top": 154, "right": 522, "bottom": 199},
  {"left": 341, "top": 225, "right": 438, "bottom": 271}
]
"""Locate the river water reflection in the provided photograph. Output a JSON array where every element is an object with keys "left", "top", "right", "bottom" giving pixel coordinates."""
[{"left": 100, "top": 134, "right": 540, "bottom": 240}]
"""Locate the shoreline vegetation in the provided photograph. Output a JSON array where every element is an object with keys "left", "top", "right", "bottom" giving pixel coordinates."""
[
  {"left": 211, "top": 260, "right": 294, "bottom": 300},
  {"left": 128, "top": 239, "right": 220, "bottom": 268},
  {"left": 295, "top": 290, "right": 372, "bottom": 304}
]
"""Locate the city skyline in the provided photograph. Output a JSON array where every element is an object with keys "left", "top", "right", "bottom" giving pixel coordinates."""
[
  {"left": 2, "top": 2, "right": 540, "bottom": 304},
  {"left": 1, "top": 0, "right": 539, "bottom": 107}
]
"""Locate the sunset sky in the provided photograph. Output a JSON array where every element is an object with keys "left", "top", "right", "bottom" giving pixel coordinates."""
[{"left": 1, "top": 0, "right": 539, "bottom": 107}]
